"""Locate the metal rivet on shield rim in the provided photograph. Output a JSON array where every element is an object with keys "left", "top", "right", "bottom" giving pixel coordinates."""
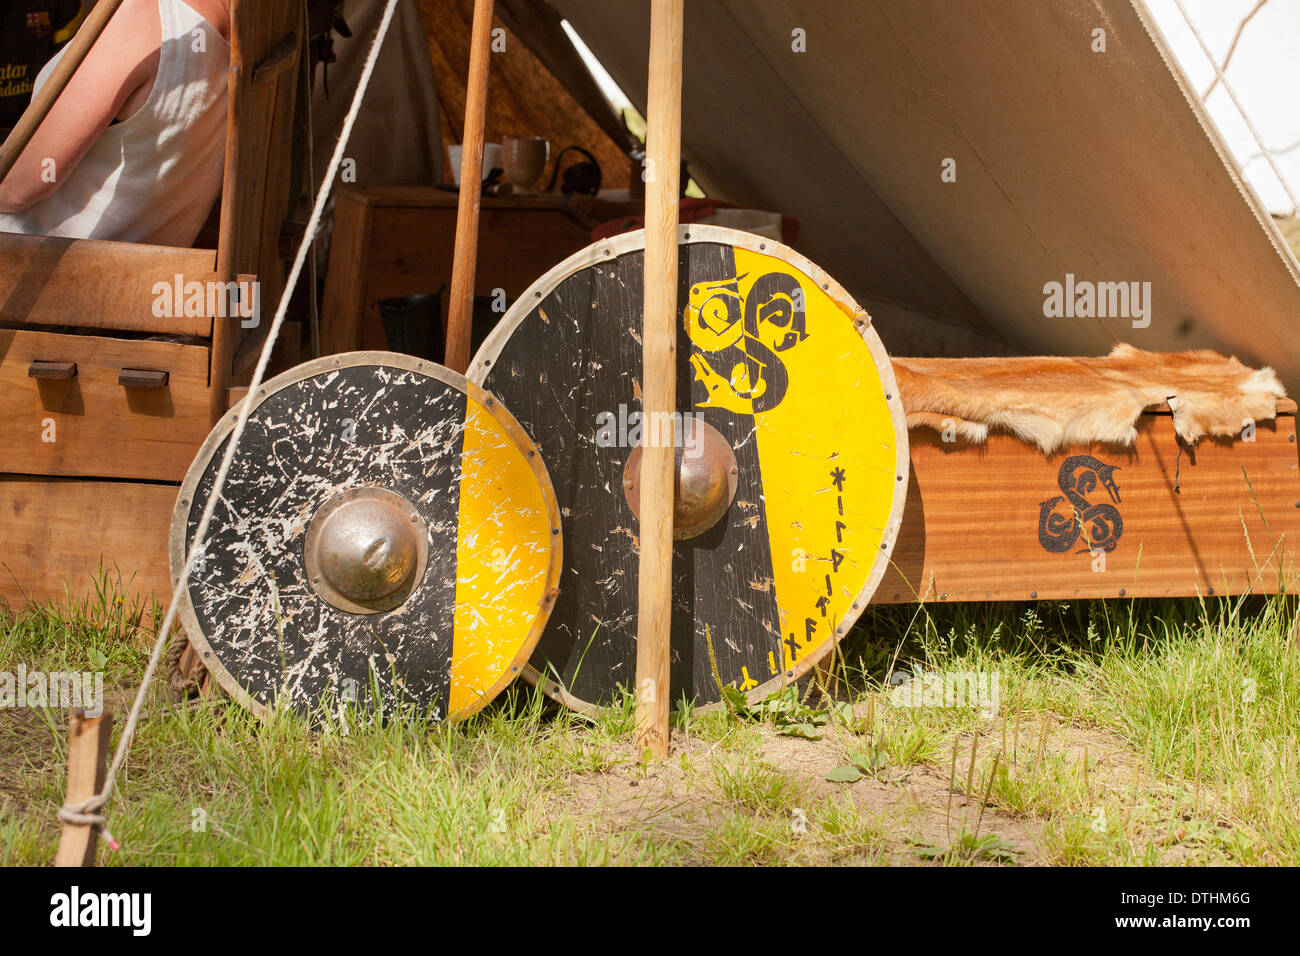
[
  {"left": 1207, "top": 587, "right": 1215, "bottom": 595},
  {"left": 1030, "top": 591, "right": 1038, "bottom": 599},
  {"left": 552, "top": 528, "right": 559, "bottom": 535},
  {"left": 885, "top": 394, "right": 892, "bottom": 400},
  {"left": 759, "top": 243, "right": 766, "bottom": 250},
  {"left": 1119, "top": 588, "right": 1127, "bottom": 597}
]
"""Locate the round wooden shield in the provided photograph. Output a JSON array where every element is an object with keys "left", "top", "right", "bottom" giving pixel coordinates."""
[
  {"left": 170, "top": 352, "right": 562, "bottom": 721},
  {"left": 470, "top": 225, "right": 908, "bottom": 711}
]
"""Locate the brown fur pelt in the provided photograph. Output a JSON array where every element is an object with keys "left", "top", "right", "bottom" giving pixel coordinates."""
[{"left": 893, "top": 344, "right": 1286, "bottom": 453}]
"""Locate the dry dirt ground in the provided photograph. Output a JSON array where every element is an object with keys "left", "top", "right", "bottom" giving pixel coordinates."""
[{"left": 552, "top": 705, "right": 1180, "bottom": 866}]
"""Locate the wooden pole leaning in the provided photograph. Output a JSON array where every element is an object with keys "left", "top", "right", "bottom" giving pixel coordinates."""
[
  {"left": 634, "top": 0, "right": 684, "bottom": 758},
  {"left": 445, "top": 0, "right": 496, "bottom": 374},
  {"left": 0, "top": 0, "right": 127, "bottom": 185}
]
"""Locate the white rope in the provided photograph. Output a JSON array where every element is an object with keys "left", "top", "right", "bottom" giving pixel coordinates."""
[
  {"left": 1172, "top": 0, "right": 1299, "bottom": 216},
  {"left": 59, "top": 0, "right": 402, "bottom": 840}
]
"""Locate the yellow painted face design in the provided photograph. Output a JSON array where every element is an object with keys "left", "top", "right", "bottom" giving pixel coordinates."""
[
  {"left": 687, "top": 248, "right": 899, "bottom": 674},
  {"left": 685, "top": 266, "right": 810, "bottom": 416}
]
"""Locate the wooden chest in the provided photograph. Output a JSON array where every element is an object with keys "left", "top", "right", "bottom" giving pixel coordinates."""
[
  {"left": 0, "top": 236, "right": 224, "bottom": 610},
  {"left": 875, "top": 400, "right": 1300, "bottom": 604}
]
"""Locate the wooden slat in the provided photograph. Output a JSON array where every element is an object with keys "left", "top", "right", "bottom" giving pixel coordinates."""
[
  {"left": 0, "top": 234, "right": 217, "bottom": 337},
  {"left": 318, "top": 190, "right": 373, "bottom": 355},
  {"left": 875, "top": 410, "right": 1300, "bottom": 604},
  {"left": 213, "top": 0, "right": 302, "bottom": 421},
  {"left": 0, "top": 477, "right": 176, "bottom": 609},
  {"left": 0, "top": 330, "right": 213, "bottom": 482}
]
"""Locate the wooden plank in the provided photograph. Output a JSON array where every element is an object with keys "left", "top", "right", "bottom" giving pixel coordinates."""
[
  {"left": 0, "top": 477, "right": 176, "bottom": 609},
  {"left": 319, "top": 189, "right": 373, "bottom": 355},
  {"left": 213, "top": 0, "right": 302, "bottom": 419},
  {"left": 53, "top": 710, "right": 113, "bottom": 868},
  {"left": 0, "top": 330, "right": 213, "bottom": 482},
  {"left": 0, "top": 234, "right": 216, "bottom": 337},
  {"left": 875, "top": 411, "right": 1300, "bottom": 604}
]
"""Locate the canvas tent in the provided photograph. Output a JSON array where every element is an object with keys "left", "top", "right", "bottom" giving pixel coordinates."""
[{"left": 535, "top": 0, "right": 1300, "bottom": 386}]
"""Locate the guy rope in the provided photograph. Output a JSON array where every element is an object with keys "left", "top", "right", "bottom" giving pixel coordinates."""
[{"left": 53, "top": 0, "right": 403, "bottom": 864}]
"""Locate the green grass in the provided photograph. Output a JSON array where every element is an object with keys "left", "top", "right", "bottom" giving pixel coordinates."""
[{"left": 3, "top": 578, "right": 1299, "bottom": 866}]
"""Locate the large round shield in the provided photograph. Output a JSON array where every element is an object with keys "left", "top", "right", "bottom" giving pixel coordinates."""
[
  {"left": 171, "top": 352, "right": 562, "bottom": 720},
  {"left": 471, "top": 226, "right": 908, "bottom": 711}
]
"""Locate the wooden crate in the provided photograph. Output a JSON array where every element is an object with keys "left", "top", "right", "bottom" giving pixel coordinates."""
[
  {"left": 0, "top": 329, "right": 213, "bottom": 482},
  {"left": 0, "top": 477, "right": 176, "bottom": 610},
  {"left": 875, "top": 401, "right": 1300, "bottom": 604},
  {"left": 0, "top": 0, "right": 303, "bottom": 614}
]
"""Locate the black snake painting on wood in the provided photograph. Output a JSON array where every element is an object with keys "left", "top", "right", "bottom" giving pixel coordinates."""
[{"left": 1038, "top": 455, "right": 1124, "bottom": 553}]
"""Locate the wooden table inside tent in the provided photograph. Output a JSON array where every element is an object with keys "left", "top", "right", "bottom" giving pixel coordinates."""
[{"left": 320, "top": 185, "right": 639, "bottom": 356}]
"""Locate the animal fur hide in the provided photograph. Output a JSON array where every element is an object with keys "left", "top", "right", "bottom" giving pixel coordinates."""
[{"left": 894, "top": 344, "right": 1286, "bottom": 453}]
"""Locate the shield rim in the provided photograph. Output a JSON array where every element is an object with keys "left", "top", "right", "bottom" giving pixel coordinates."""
[
  {"left": 469, "top": 225, "right": 910, "bottom": 713},
  {"left": 169, "top": 351, "right": 565, "bottom": 720}
]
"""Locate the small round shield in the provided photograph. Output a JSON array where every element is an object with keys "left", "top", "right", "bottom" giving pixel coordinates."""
[
  {"left": 170, "top": 352, "right": 562, "bottom": 721},
  {"left": 471, "top": 226, "right": 909, "bottom": 712}
]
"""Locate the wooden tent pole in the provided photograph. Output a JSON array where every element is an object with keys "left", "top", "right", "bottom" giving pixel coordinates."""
[
  {"left": 0, "top": 0, "right": 126, "bottom": 185},
  {"left": 53, "top": 709, "right": 113, "bottom": 867},
  {"left": 634, "top": 0, "right": 684, "bottom": 758},
  {"left": 445, "top": 0, "right": 496, "bottom": 374}
]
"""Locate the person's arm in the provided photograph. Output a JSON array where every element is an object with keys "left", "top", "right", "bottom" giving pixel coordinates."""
[{"left": 0, "top": 0, "right": 160, "bottom": 214}]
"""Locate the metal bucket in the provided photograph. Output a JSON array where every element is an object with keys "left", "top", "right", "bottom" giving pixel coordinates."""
[{"left": 376, "top": 292, "right": 443, "bottom": 362}]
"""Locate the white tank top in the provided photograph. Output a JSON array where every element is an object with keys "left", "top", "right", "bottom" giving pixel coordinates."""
[{"left": 0, "top": 0, "right": 228, "bottom": 247}]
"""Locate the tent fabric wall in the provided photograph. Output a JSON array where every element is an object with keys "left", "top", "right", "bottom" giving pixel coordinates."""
[
  {"left": 552, "top": 0, "right": 1300, "bottom": 383},
  {"left": 421, "top": 0, "right": 634, "bottom": 190},
  {"left": 312, "top": 0, "right": 443, "bottom": 190}
]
